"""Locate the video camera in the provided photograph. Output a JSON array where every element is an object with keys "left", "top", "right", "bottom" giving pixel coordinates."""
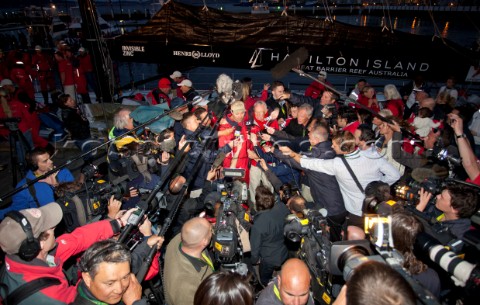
[
  {"left": 279, "top": 183, "right": 300, "bottom": 205},
  {"left": 395, "top": 177, "right": 445, "bottom": 203},
  {"left": 284, "top": 208, "right": 329, "bottom": 243},
  {"left": 430, "top": 142, "right": 462, "bottom": 167},
  {"left": 212, "top": 169, "right": 251, "bottom": 265},
  {"left": 77, "top": 164, "right": 128, "bottom": 217}
]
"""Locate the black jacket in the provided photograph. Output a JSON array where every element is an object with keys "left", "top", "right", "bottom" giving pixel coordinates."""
[
  {"left": 282, "top": 118, "right": 309, "bottom": 138},
  {"left": 265, "top": 97, "right": 288, "bottom": 121},
  {"left": 274, "top": 141, "right": 346, "bottom": 216},
  {"left": 182, "top": 127, "right": 229, "bottom": 190},
  {"left": 61, "top": 107, "right": 91, "bottom": 140},
  {"left": 250, "top": 202, "right": 289, "bottom": 266}
]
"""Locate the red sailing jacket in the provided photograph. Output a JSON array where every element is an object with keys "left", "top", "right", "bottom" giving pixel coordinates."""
[{"left": 1, "top": 220, "right": 159, "bottom": 304}]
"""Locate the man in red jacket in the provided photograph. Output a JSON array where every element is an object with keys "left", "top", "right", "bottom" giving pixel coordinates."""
[
  {"left": 32, "top": 45, "right": 56, "bottom": 104},
  {"left": 0, "top": 202, "right": 162, "bottom": 304}
]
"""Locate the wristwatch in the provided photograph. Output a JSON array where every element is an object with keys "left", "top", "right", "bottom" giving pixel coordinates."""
[{"left": 456, "top": 133, "right": 467, "bottom": 139}]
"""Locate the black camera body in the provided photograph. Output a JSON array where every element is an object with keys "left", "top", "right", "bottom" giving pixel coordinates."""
[
  {"left": 395, "top": 178, "right": 444, "bottom": 203},
  {"left": 75, "top": 178, "right": 127, "bottom": 219},
  {"left": 213, "top": 176, "right": 251, "bottom": 265},
  {"left": 280, "top": 183, "right": 300, "bottom": 205}
]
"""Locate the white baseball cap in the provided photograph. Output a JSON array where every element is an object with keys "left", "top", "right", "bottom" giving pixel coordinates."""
[
  {"left": 177, "top": 79, "right": 192, "bottom": 87},
  {"left": 170, "top": 71, "right": 182, "bottom": 79}
]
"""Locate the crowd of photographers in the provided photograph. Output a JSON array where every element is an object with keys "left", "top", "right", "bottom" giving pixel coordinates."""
[{"left": 0, "top": 71, "right": 479, "bottom": 305}]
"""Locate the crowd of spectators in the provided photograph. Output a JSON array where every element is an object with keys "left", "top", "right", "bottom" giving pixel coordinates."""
[{"left": 0, "top": 67, "right": 479, "bottom": 305}]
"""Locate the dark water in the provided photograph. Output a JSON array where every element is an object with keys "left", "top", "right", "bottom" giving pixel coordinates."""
[
  {"left": 4, "top": 1, "right": 478, "bottom": 90},
  {"left": 333, "top": 13, "right": 479, "bottom": 48},
  {"left": 46, "top": 1, "right": 480, "bottom": 48}
]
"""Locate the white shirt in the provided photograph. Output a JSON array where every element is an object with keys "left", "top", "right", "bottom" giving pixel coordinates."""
[
  {"left": 438, "top": 85, "right": 458, "bottom": 101},
  {"left": 300, "top": 149, "right": 401, "bottom": 216}
]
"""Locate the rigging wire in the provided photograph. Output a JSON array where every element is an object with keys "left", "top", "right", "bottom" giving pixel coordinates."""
[
  {"left": 422, "top": 0, "right": 475, "bottom": 62},
  {"left": 321, "top": 0, "right": 333, "bottom": 23},
  {"left": 381, "top": 0, "right": 393, "bottom": 33},
  {"left": 423, "top": 0, "right": 443, "bottom": 41},
  {"left": 201, "top": 0, "right": 214, "bottom": 54}
]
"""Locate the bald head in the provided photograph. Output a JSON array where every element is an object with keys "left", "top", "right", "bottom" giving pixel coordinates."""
[
  {"left": 169, "top": 175, "right": 186, "bottom": 194},
  {"left": 181, "top": 217, "right": 212, "bottom": 249},
  {"left": 278, "top": 258, "right": 311, "bottom": 305}
]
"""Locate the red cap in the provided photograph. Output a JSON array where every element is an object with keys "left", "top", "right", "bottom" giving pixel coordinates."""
[{"left": 158, "top": 78, "right": 171, "bottom": 89}]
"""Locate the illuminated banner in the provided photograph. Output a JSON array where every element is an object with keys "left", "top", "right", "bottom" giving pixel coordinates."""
[{"left": 249, "top": 48, "right": 434, "bottom": 79}]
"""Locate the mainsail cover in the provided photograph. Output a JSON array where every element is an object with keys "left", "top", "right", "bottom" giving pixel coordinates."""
[{"left": 111, "top": 1, "right": 478, "bottom": 80}]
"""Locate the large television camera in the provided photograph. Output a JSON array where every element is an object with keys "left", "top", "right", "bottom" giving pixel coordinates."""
[
  {"left": 212, "top": 169, "right": 251, "bottom": 268},
  {"left": 284, "top": 208, "right": 329, "bottom": 243}
]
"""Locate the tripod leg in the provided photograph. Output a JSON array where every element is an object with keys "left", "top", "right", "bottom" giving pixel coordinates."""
[{"left": 17, "top": 131, "right": 33, "bottom": 178}]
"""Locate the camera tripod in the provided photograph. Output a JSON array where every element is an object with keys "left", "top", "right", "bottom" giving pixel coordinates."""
[{"left": 5, "top": 121, "right": 32, "bottom": 187}]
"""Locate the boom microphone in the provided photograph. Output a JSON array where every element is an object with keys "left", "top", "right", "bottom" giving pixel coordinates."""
[{"left": 271, "top": 47, "right": 309, "bottom": 80}]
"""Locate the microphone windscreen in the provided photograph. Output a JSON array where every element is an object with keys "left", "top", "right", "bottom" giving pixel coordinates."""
[
  {"left": 271, "top": 47, "right": 309, "bottom": 80},
  {"left": 160, "top": 138, "right": 177, "bottom": 153},
  {"left": 212, "top": 152, "right": 226, "bottom": 169},
  {"left": 411, "top": 167, "right": 437, "bottom": 182}
]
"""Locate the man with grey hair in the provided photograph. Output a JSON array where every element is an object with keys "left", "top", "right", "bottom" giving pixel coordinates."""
[
  {"left": 110, "top": 108, "right": 134, "bottom": 138},
  {"left": 248, "top": 100, "right": 280, "bottom": 202},
  {"left": 108, "top": 107, "right": 138, "bottom": 175},
  {"left": 107, "top": 107, "right": 162, "bottom": 204},
  {"left": 263, "top": 103, "right": 314, "bottom": 141}
]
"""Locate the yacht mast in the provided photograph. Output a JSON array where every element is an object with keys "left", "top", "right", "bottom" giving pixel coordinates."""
[{"left": 78, "top": 0, "right": 114, "bottom": 103}]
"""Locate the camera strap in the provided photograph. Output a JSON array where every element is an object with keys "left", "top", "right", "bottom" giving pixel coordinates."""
[
  {"left": 340, "top": 156, "right": 364, "bottom": 194},
  {"left": 25, "top": 179, "right": 41, "bottom": 208},
  {"left": 0, "top": 276, "right": 60, "bottom": 305}
]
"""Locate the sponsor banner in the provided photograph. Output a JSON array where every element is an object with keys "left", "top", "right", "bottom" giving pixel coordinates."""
[
  {"left": 121, "top": 45, "right": 145, "bottom": 57},
  {"left": 111, "top": 39, "right": 472, "bottom": 81},
  {"left": 249, "top": 48, "right": 433, "bottom": 79},
  {"left": 172, "top": 50, "right": 221, "bottom": 60}
]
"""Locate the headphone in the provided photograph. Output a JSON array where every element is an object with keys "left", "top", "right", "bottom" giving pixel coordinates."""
[
  {"left": 6, "top": 211, "right": 41, "bottom": 261},
  {"left": 340, "top": 141, "right": 350, "bottom": 152}
]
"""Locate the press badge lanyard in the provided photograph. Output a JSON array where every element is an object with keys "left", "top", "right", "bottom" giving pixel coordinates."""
[
  {"left": 273, "top": 284, "right": 282, "bottom": 301},
  {"left": 201, "top": 252, "right": 215, "bottom": 271},
  {"left": 273, "top": 282, "right": 312, "bottom": 303}
]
